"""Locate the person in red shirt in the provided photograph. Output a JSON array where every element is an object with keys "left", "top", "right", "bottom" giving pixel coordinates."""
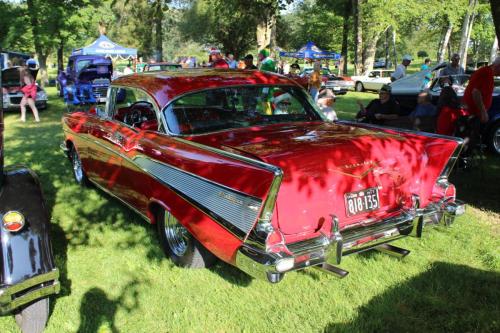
[
  {"left": 19, "top": 69, "right": 40, "bottom": 122},
  {"left": 462, "top": 57, "right": 500, "bottom": 123},
  {"left": 436, "top": 86, "right": 468, "bottom": 136},
  {"left": 208, "top": 48, "right": 229, "bottom": 69}
]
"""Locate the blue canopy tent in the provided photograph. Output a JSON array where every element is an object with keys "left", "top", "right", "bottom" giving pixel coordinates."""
[
  {"left": 72, "top": 34, "right": 137, "bottom": 60},
  {"left": 279, "top": 41, "right": 340, "bottom": 60}
]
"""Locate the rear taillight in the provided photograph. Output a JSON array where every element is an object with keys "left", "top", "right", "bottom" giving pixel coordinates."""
[{"left": 2, "top": 211, "right": 25, "bottom": 232}]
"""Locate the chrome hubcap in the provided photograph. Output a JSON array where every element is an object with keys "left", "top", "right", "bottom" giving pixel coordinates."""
[
  {"left": 164, "top": 212, "right": 189, "bottom": 257},
  {"left": 493, "top": 127, "right": 500, "bottom": 154},
  {"left": 72, "top": 150, "right": 83, "bottom": 183}
]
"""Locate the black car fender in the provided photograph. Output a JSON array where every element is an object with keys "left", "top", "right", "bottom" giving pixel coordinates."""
[{"left": 0, "top": 166, "right": 57, "bottom": 286}]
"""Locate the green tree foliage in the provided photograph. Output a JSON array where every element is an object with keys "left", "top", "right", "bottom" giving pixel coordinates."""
[{"left": 180, "top": 0, "right": 258, "bottom": 57}]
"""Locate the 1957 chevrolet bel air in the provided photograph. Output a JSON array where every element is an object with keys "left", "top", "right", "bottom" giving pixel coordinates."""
[{"left": 61, "top": 69, "right": 465, "bottom": 283}]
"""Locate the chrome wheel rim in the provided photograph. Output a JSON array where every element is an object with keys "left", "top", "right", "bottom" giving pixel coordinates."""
[
  {"left": 72, "top": 150, "right": 83, "bottom": 183},
  {"left": 493, "top": 127, "right": 500, "bottom": 154},
  {"left": 164, "top": 212, "right": 189, "bottom": 257}
]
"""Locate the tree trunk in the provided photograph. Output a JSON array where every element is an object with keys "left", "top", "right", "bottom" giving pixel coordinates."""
[
  {"left": 352, "top": 0, "right": 363, "bottom": 75},
  {"left": 257, "top": 15, "right": 272, "bottom": 51},
  {"left": 437, "top": 21, "right": 453, "bottom": 63},
  {"left": 341, "top": 1, "right": 351, "bottom": 75},
  {"left": 490, "top": 0, "right": 500, "bottom": 43},
  {"left": 461, "top": 4, "right": 477, "bottom": 68},
  {"left": 155, "top": 0, "right": 163, "bottom": 62},
  {"left": 362, "top": 34, "right": 380, "bottom": 71},
  {"left": 491, "top": 37, "right": 498, "bottom": 62},
  {"left": 459, "top": 0, "right": 477, "bottom": 68},
  {"left": 26, "top": 0, "right": 48, "bottom": 87},
  {"left": 269, "top": 15, "right": 277, "bottom": 50},
  {"left": 57, "top": 41, "right": 64, "bottom": 72},
  {"left": 384, "top": 27, "right": 390, "bottom": 69},
  {"left": 391, "top": 28, "right": 397, "bottom": 69}
]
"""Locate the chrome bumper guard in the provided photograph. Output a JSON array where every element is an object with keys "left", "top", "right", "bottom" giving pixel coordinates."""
[
  {"left": 236, "top": 198, "right": 465, "bottom": 282},
  {"left": 0, "top": 269, "right": 60, "bottom": 314}
]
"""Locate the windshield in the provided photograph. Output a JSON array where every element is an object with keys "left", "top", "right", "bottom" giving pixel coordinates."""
[
  {"left": 163, "top": 85, "right": 322, "bottom": 135},
  {"left": 76, "top": 60, "right": 92, "bottom": 72}
]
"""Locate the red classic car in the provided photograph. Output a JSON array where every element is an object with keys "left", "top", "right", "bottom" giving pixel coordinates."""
[{"left": 61, "top": 69, "right": 465, "bottom": 283}]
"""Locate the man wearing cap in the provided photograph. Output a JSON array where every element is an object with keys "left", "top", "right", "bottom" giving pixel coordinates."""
[
  {"left": 209, "top": 48, "right": 229, "bottom": 68},
  {"left": 462, "top": 57, "right": 500, "bottom": 123},
  {"left": 258, "top": 49, "right": 276, "bottom": 72},
  {"left": 439, "top": 53, "right": 465, "bottom": 77},
  {"left": 244, "top": 54, "right": 257, "bottom": 69},
  {"left": 356, "top": 84, "right": 400, "bottom": 124},
  {"left": 391, "top": 55, "right": 412, "bottom": 82}
]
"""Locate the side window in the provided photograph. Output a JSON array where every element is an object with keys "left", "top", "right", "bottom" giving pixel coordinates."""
[
  {"left": 368, "top": 71, "right": 376, "bottom": 78},
  {"left": 108, "top": 87, "right": 158, "bottom": 130}
]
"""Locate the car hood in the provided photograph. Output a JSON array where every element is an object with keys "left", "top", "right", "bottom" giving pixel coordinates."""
[
  {"left": 390, "top": 62, "right": 447, "bottom": 94},
  {"left": 1, "top": 67, "right": 38, "bottom": 87},
  {"left": 190, "top": 122, "right": 459, "bottom": 235}
]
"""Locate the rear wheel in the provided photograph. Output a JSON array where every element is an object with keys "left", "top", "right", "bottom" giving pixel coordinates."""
[
  {"left": 355, "top": 82, "right": 364, "bottom": 92},
  {"left": 15, "top": 298, "right": 49, "bottom": 333},
  {"left": 157, "top": 208, "right": 216, "bottom": 268},
  {"left": 488, "top": 122, "right": 500, "bottom": 155},
  {"left": 70, "top": 146, "right": 89, "bottom": 186}
]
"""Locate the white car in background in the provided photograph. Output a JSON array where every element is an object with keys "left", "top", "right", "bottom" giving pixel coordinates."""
[{"left": 351, "top": 69, "right": 394, "bottom": 92}]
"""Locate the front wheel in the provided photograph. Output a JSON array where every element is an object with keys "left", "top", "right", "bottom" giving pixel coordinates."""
[
  {"left": 70, "top": 146, "right": 89, "bottom": 186},
  {"left": 157, "top": 208, "right": 216, "bottom": 268},
  {"left": 488, "top": 122, "right": 500, "bottom": 155},
  {"left": 15, "top": 298, "right": 49, "bottom": 333},
  {"left": 355, "top": 82, "right": 364, "bottom": 92}
]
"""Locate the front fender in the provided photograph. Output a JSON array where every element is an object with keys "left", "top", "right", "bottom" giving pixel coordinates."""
[{"left": 0, "top": 166, "right": 57, "bottom": 286}]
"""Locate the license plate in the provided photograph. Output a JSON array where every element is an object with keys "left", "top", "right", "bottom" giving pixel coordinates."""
[
  {"left": 333, "top": 87, "right": 341, "bottom": 91},
  {"left": 344, "top": 187, "right": 379, "bottom": 217}
]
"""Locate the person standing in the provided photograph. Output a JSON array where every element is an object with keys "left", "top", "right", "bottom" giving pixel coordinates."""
[
  {"left": 258, "top": 49, "right": 276, "bottom": 72},
  {"left": 209, "top": 48, "right": 229, "bottom": 68},
  {"left": 421, "top": 58, "right": 432, "bottom": 88},
  {"left": 26, "top": 53, "right": 38, "bottom": 69},
  {"left": 439, "top": 53, "right": 465, "bottom": 77},
  {"left": 243, "top": 54, "right": 257, "bottom": 69},
  {"left": 462, "top": 57, "right": 500, "bottom": 124},
  {"left": 390, "top": 55, "right": 412, "bottom": 82},
  {"left": 308, "top": 62, "right": 322, "bottom": 102},
  {"left": 19, "top": 69, "right": 40, "bottom": 122},
  {"left": 226, "top": 54, "right": 237, "bottom": 69}
]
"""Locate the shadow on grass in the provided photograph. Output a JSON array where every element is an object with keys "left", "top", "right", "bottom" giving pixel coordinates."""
[
  {"left": 208, "top": 261, "right": 253, "bottom": 287},
  {"left": 76, "top": 278, "right": 145, "bottom": 333},
  {"left": 450, "top": 154, "right": 500, "bottom": 214},
  {"left": 325, "top": 262, "right": 500, "bottom": 333}
]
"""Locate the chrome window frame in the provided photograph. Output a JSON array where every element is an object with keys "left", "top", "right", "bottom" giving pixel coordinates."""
[{"left": 160, "top": 84, "right": 325, "bottom": 137}]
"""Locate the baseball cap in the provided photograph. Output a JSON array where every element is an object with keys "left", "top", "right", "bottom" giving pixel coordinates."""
[
  {"left": 244, "top": 54, "right": 253, "bottom": 60},
  {"left": 380, "top": 84, "right": 392, "bottom": 93},
  {"left": 402, "top": 54, "right": 412, "bottom": 61}
]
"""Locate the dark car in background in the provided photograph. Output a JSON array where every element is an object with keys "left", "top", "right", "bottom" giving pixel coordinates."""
[
  {"left": 0, "top": 68, "right": 60, "bottom": 333},
  {"left": 2, "top": 67, "right": 48, "bottom": 111},
  {"left": 57, "top": 55, "right": 113, "bottom": 103}
]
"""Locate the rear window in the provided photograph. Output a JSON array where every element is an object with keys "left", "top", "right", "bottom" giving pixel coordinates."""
[{"left": 163, "top": 85, "right": 321, "bottom": 135}]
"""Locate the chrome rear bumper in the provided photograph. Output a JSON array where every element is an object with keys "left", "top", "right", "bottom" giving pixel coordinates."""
[
  {"left": 236, "top": 199, "right": 465, "bottom": 282},
  {"left": 0, "top": 269, "right": 60, "bottom": 314}
]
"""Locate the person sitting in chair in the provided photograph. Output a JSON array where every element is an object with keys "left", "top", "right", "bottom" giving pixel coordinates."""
[
  {"left": 436, "top": 86, "right": 469, "bottom": 136},
  {"left": 356, "top": 84, "right": 400, "bottom": 125}
]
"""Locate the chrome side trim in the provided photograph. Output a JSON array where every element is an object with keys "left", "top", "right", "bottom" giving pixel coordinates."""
[
  {"left": 172, "top": 137, "right": 283, "bottom": 243},
  {"left": 0, "top": 269, "right": 60, "bottom": 314},
  {"left": 134, "top": 156, "right": 262, "bottom": 236}
]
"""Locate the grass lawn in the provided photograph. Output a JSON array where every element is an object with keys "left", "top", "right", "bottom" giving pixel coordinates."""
[{"left": 0, "top": 88, "right": 498, "bottom": 333}]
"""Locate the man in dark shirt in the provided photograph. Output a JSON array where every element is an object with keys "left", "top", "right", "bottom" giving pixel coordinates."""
[
  {"left": 244, "top": 54, "right": 257, "bottom": 70},
  {"left": 356, "top": 84, "right": 400, "bottom": 124}
]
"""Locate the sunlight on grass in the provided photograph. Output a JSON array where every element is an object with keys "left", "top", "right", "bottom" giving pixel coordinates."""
[{"left": 0, "top": 87, "right": 498, "bottom": 332}]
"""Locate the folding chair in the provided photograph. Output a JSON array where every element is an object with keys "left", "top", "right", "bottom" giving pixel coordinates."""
[{"left": 453, "top": 115, "right": 484, "bottom": 176}]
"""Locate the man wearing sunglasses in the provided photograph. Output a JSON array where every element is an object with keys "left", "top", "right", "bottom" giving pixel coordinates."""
[{"left": 355, "top": 84, "right": 400, "bottom": 124}]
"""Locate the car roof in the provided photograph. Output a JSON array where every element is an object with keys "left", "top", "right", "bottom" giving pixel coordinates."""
[{"left": 112, "top": 68, "right": 298, "bottom": 107}]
